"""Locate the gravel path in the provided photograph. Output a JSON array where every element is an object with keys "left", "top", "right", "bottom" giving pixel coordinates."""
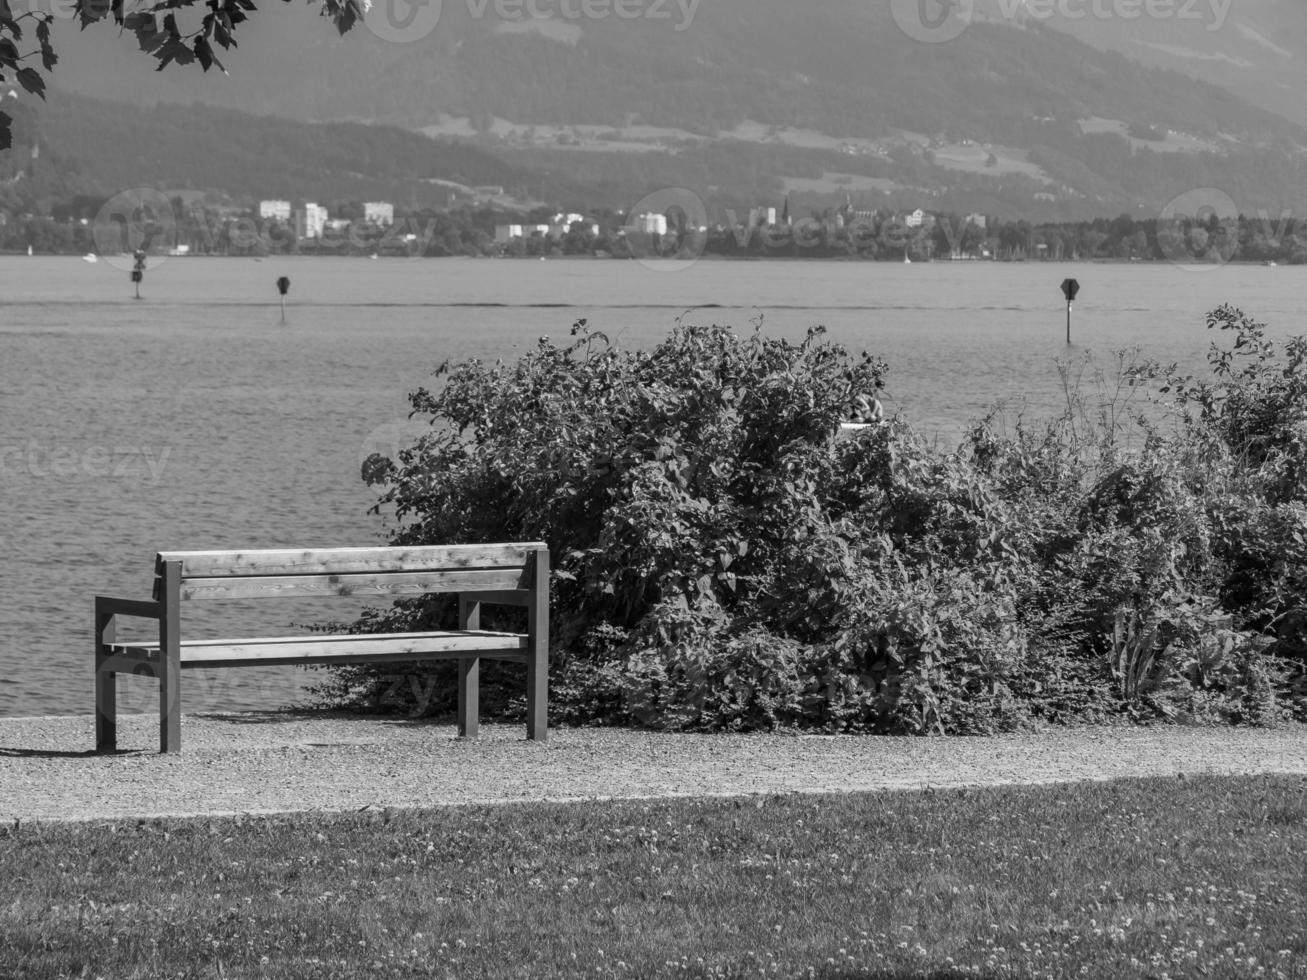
[{"left": 2, "top": 712, "right": 1306, "bottom": 824}]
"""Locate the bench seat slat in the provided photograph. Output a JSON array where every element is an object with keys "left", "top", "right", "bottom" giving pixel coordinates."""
[
  {"left": 107, "top": 630, "right": 527, "bottom": 669},
  {"left": 178, "top": 568, "right": 530, "bottom": 601},
  {"left": 158, "top": 544, "right": 539, "bottom": 578}
]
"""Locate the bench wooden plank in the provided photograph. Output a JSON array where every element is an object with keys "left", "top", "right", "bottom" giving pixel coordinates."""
[
  {"left": 107, "top": 630, "right": 527, "bottom": 668},
  {"left": 157, "top": 544, "right": 538, "bottom": 578},
  {"left": 176, "top": 567, "right": 530, "bottom": 601}
]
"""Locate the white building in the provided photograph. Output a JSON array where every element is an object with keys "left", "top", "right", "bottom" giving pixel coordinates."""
[
  {"left": 259, "top": 200, "right": 291, "bottom": 222},
  {"left": 294, "top": 203, "right": 328, "bottom": 240},
  {"left": 904, "top": 208, "right": 926, "bottom": 228},
  {"left": 364, "top": 202, "right": 395, "bottom": 226},
  {"left": 494, "top": 224, "right": 525, "bottom": 243},
  {"left": 636, "top": 213, "right": 668, "bottom": 235},
  {"left": 965, "top": 212, "right": 988, "bottom": 230}
]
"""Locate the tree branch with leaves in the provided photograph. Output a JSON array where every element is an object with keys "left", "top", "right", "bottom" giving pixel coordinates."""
[{"left": 0, "top": 0, "right": 368, "bottom": 150}]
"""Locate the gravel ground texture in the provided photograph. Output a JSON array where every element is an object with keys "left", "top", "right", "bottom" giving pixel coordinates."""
[{"left": 2, "top": 712, "right": 1306, "bottom": 824}]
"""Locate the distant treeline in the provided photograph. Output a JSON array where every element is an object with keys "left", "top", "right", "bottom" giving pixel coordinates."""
[{"left": 3, "top": 201, "right": 1303, "bottom": 266}]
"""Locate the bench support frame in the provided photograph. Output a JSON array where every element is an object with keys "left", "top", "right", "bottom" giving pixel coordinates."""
[{"left": 94, "top": 543, "right": 550, "bottom": 754}]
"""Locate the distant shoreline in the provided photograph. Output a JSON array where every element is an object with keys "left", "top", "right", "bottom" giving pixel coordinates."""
[{"left": 1, "top": 251, "right": 1289, "bottom": 266}]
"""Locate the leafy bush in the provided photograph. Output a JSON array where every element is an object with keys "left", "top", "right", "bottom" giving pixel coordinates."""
[{"left": 312, "top": 310, "right": 1307, "bottom": 732}]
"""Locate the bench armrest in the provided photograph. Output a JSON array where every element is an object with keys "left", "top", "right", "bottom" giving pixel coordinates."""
[{"left": 95, "top": 595, "right": 162, "bottom": 620}]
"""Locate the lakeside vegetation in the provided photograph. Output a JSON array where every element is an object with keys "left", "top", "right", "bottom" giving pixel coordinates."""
[
  {"left": 321, "top": 306, "right": 1307, "bottom": 733},
  {"left": 2, "top": 775, "right": 1304, "bottom": 978},
  {"left": 5, "top": 201, "right": 1306, "bottom": 266}
]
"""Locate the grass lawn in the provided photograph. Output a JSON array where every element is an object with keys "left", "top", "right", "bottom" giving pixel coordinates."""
[{"left": 2, "top": 774, "right": 1305, "bottom": 979}]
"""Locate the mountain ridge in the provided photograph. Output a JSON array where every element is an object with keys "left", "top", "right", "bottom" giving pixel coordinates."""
[{"left": 10, "top": 0, "right": 1307, "bottom": 219}]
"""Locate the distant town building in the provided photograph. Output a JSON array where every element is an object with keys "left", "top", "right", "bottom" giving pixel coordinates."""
[
  {"left": 494, "top": 224, "right": 525, "bottom": 243},
  {"left": 547, "top": 213, "right": 599, "bottom": 238},
  {"left": 765, "top": 207, "right": 777, "bottom": 227},
  {"left": 904, "top": 208, "right": 926, "bottom": 228},
  {"left": 259, "top": 200, "right": 291, "bottom": 222},
  {"left": 636, "top": 213, "right": 668, "bottom": 235},
  {"left": 294, "top": 203, "right": 328, "bottom": 239},
  {"left": 364, "top": 202, "right": 395, "bottom": 226},
  {"left": 965, "top": 213, "right": 988, "bottom": 230}
]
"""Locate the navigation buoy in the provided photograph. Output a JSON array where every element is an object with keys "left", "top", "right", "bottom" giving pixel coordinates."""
[
  {"left": 131, "top": 249, "right": 146, "bottom": 300},
  {"left": 274, "top": 277, "right": 290, "bottom": 326},
  {"left": 1060, "top": 278, "right": 1080, "bottom": 344},
  {"left": 276, "top": 276, "right": 290, "bottom": 324}
]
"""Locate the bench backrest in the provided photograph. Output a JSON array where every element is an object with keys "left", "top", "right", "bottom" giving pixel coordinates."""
[{"left": 152, "top": 543, "right": 546, "bottom": 602}]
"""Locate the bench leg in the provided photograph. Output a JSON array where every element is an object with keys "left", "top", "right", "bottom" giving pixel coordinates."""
[
  {"left": 458, "top": 596, "right": 481, "bottom": 739},
  {"left": 95, "top": 609, "right": 117, "bottom": 753},
  {"left": 526, "top": 654, "right": 546, "bottom": 742},
  {"left": 458, "top": 657, "right": 479, "bottom": 738},
  {"left": 158, "top": 562, "right": 182, "bottom": 753},
  {"left": 159, "top": 665, "right": 181, "bottom": 754},
  {"left": 95, "top": 657, "right": 117, "bottom": 753},
  {"left": 527, "top": 548, "right": 549, "bottom": 742}
]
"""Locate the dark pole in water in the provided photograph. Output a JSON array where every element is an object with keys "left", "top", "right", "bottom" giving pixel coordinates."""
[
  {"left": 1060, "top": 278, "right": 1080, "bottom": 344},
  {"left": 276, "top": 276, "right": 291, "bottom": 324},
  {"left": 131, "top": 250, "right": 146, "bottom": 301}
]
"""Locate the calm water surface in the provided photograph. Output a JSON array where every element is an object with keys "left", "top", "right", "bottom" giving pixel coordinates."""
[{"left": 2, "top": 255, "right": 1303, "bottom": 717}]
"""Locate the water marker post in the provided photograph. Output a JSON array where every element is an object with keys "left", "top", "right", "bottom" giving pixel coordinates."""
[
  {"left": 1060, "top": 278, "right": 1080, "bottom": 344},
  {"left": 131, "top": 250, "right": 146, "bottom": 301},
  {"left": 276, "top": 276, "right": 290, "bottom": 324}
]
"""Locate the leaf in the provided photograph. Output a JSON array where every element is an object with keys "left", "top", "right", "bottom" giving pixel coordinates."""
[
  {"left": 154, "top": 36, "right": 196, "bottom": 70},
  {"left": 126, "top": 13, "right": 166, "bottom": 53},
  {"left": 15, "top": 67, "right": 44, "bottom": 98},
  {"left": 193, "top": 36, "right": 224, "bottom": 72},
  {"left": 35, "top": 17, "right": 56, "bottom": 72},
  {"left": 77, "top": 0, "right": 111, "bottom": 26}
]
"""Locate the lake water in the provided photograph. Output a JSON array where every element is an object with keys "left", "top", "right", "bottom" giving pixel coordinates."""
[{"left": 2, "top": 255, "right": 1303, "bottom": 719}]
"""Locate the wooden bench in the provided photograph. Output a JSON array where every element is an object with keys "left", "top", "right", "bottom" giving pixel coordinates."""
[{"left": 93, "top": 543, "right": 549, "bottom": 753}]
